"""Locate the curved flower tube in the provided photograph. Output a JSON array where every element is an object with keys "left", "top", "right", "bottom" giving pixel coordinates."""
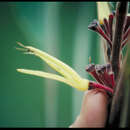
[
  {"left": 16, "top": 42, "right": 113, "bottom": 94},
  {"left": 16, "top": 42, "right": 89, "bottom": 91}
]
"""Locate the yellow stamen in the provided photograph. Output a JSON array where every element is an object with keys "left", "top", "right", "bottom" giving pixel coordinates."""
[{"left": 16, "top": 42, "right": 89, "bottom": 91}]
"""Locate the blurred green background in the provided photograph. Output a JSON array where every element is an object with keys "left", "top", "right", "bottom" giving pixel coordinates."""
[{"left": 0, "top": 2, "right": 106, "bottom": 128}]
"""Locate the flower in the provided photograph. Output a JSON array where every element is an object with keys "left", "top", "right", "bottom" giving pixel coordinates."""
[
  {"left": 97, "top": 2, "right": 111, "bottom": 25},
  {"left": 16, "top": 42, "right": 113, "bottom": 94},
  {"left": 89, "top": 2, "right": 130, "bottom": 63},
  {"left": 16, "top": 42, "right": 89, "bottom": 91},
  {"left": 16, "top": 2, "right": 121, "bottom": 95}
]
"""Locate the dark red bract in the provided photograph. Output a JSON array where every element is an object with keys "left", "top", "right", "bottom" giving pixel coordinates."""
[{"left": 86, "top": 11, "right": 130, "bottom": 95}]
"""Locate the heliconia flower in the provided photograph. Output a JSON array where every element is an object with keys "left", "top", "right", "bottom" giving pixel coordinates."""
[
  {"left": 89, "top": 2, "right": 130, "bottom": 64},
  {"left": 16, "top": 42, "right": 113, "bottom": 94}
]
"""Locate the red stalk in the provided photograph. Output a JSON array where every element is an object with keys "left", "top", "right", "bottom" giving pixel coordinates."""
[
  {"left": 103, "top": 18, "right": 110, "bottom": 37},
  {"left": 109, "top": 13, "right": 114, "bottom": 41},
  {"left": 90, "top": 71, "right": 104, "bottom": 84},
  {"left": 97, "top": 25, "right": 112, "bottom": 49},
  {"left": 122, "top": 26, "right": 130, "bottom": 41},
  {"left": 121, "top": 38, "right": 128, "bottom": 49},
  {"left": 109, "top": 73, "right": 115, "bottom": 88},
  {"left": 103, "top": 71, "right": 114, "bottom": 88},
  {"left": 89, "top": 81, "right": 113, "bottom": 94},
  {"left": 86, "top": 64, "right": 104, "bottom": 84}
]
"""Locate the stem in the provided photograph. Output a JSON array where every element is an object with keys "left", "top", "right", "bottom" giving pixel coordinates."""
[
  {"left": 107, "top": 2, "right": 129, "bottom": 127},
  {"left": 108, "top": 49, "right": 128, "bottom": 127},
  {"left": 111, "top": 2, "right": 128, "bottom": 81},
  {"left": 89, "top": 81, "right": 113, "bottom": 94}
]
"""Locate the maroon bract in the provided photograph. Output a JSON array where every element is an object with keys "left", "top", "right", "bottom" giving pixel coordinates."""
[
  {"left": 86, "top": 63, "right": 114, "bottom": 95},
  {"left": 86, "top": 10, "right": 130, "bottom": 95},
  {"left": 88, "top": 12, "right": 130, "bottom": 63}
]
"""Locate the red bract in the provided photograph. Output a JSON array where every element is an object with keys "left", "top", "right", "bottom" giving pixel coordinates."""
[
  {"left": 88, "top": 12, "right": 130, "bottom": 63},
  {"left": 89, "top": 82, "right": 113, "bottom": 94},
  {"left": 86, "top": 10, "right": 130, "bottom": 95},
  {"left": 86, "top": 63, "right": 115, "bottom": 95}
]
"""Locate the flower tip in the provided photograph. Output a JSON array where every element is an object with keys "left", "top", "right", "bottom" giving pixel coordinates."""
[
  {"left": 17, "top": 69, "right": 23, "bottom": 73},
  {"left": 99, "top": 20, "right": 104, "bottom": 25},
  {"left": 88, "top": 20, "right": 99, "bottom": 31},
  {"left": 16, "top": 42, "right": 25, "bottom": 47},
  {"left": 86, "top": 64, "right": 95, "bottom": 72},
  {"left": 109, "top": 13, "right": 114, "bottom": 19}
]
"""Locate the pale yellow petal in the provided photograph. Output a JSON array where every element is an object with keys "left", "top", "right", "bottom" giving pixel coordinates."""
[
  {"left": 24, "top": 46, "right": 81, "bottom": 83},
  {"left": 97, "top": 2, "right": 111, "bottom": 24},
  {"left": 16, "top": 42, "right": 89, "bottom": 91},
  {"left": 17, "top": 69, "right": 89, "bottom": 91}
]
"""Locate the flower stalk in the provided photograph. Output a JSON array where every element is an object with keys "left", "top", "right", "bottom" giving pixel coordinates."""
[
  {"left": 16, "top": 42, "right": 113, "bottom": 94},
  {"left": 111, "top": 2, "right": 129, "bottom": 81},
  {"left": 108, "top": 2, "right": 129, "bottom": 127}
]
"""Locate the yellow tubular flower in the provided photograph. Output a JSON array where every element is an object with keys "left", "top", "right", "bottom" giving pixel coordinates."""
[
  {"left": 97, "top": 2, "right": 111, "bottom": 25},
  {"left": 16, "top": 42, "right": 89, "bottom": 91}
]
